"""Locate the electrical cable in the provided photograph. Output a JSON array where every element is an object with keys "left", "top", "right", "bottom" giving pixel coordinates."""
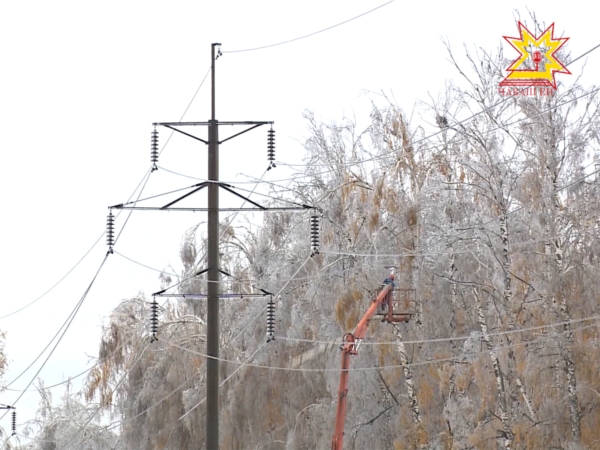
[
  {"left": 3, "top": 366, "right": 93, "bottom": 393},
  {"left": 61, "top": 344, "right": 150, "bottom": 450},
  {"left": 49, "top": 332, "right": 269, "bottom": 444},
  {"left": 223, "top": 255, "right": 312, "bottom": 349},
  {"left": 0, "top": 253, "right": 110, "bottom": 423},
  {"left": 421, "top": 164, "right": 600, "bottom": 256},
  {"left": 157, "top": 165, "right": 304, "bottom": 188},
  {"left": 6, "top": 307, "right": 172, "bottom": 440},
  {"left": 1, "top": 64, "right": 209, "bottom": 426},
  {"left": 223, "top": 1, "right": 395, "bottom": 54},
  {"left": 3, "top": 168, "right": 155, "bottom": 403},
  {"left": 178, "top": 342, "right": 267, "bottom": 421},
  {"left": 0, "top": 62, "right": 212, "bottom": 446},
  {"left": 0, "top": 232, "right": 104, "bottom": 320},
  {"left": 0, "top": 152, "right": 153, "bottom": 320},
  {"left": 114, "top": 251, "right": 179, "bottom": 278},
  {"left": 156, "top": 319, "right": 599, "bottom": 373},
  {"left": 569, "top": 42, "right": 600, "bottom": 65},
  {"left": 275, "top": 314, "right": 600, "bottom": 346},
  {"left": 160, "top": 67, "right": 211, "bottom": 152},
  {"left": 259, "top": 84, "right": 600, "bottom": 175},
  {"left": 221, "top": 43, "right": 600, "bottom": 197}
]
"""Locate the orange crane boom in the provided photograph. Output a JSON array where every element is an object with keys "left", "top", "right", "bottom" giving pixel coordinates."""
[{"left": 331, "top": 275, "right": 397, "bottom": 450}]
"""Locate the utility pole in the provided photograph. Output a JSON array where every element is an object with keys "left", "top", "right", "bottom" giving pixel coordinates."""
[
  {"left": 110, "top": 43, "right": 316, "bottom": 450},
  {"left": 206, "top": 42, "right": 220, "bottom": 450}
]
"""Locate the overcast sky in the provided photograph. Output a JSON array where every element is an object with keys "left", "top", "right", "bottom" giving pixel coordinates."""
[{"left": 1, "top": 0, "right": 599, "bottom": 438}]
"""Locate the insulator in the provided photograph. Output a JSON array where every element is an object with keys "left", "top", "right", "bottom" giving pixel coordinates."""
[
  {"left": 267, "top": 128, "right": 276, "bottom": 170},
  {"left": 106, "top": 210, "right": 115, "bottom": 254},
  {"left": 310, "top": 215, "right": 320, "bottom": 256},
  {"left": 11, "top": 410, "right": 16, "bottom": 435},
  {"left": 266, "top": 296, "right": 275, "bottom": 342},
  {"left": 150, "top": 297, "right": 158, "bottom": 342},
  {"left": 151, "top": 128, "right": 159, "bottom": 171}
]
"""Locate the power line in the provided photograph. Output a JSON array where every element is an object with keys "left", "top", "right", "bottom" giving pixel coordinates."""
[
  {"left": 156, "top": 320, "right": 598, "bottom": 373},
  {"left": 61, "top": 344, "right": 151, "bottom": 450},
  {"left": 2, "top": 169, "right": 155, "bottom": 396},
  {"left": 0, "top": 156, "right": 154, "bottom": 320},
  {"left": 178, "top": 342, "right": 266, "bottom": 421},
  {"left": 223, "top": 1, "right": 395, "bottom": 54},
  {"left": 3, "top": 366, "right": 93, "bottom": 393},
  {"left": 0, "top": 253, "right": 109, "bottom": 422},
  {"left": 114, "top": 251, "right": 179, "bottom": 277},
  {"left": 264, "top": 84, "right": 600, "bottom": 173},
  {"left": 569, "top": 42, "right": 600, "bottom": 65},
  {"left": 40, "top": 330, "right": 269, "bottom": 445},
  {"left": 222, "top": 43, "right": 600, "bottom": 197},
  {"left": 158, "top": 165, "right": 303, "bottom": 187},
  {"left": 0, "top": 173, "right": 154, "bottom": 319},
  {"left": 422, "top": 163, "right": 600, "bottom": 255},
  {"left": 1, "top": 174, "right": 157, "bottom": 440},
  {"left": 0, "top": 231, "right": 104, "bottom": 320},
  {"left": 276, "top": 315, "right": 600, "bottom": 346},
  {"left": 0, "top": 62, "right": 214, "bottom": 447},
  {"left": 1, "top": 65, "right": 210, "bottom": 414},
  {"left": 223, "top": 256, "right": 313, "bottom": 349}
]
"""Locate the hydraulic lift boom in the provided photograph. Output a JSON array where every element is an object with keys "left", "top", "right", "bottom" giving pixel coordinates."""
[{"left": 331, "top": 274, "right": 412, "bottom": 450}]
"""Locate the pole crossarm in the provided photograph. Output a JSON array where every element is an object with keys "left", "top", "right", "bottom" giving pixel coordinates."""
[
  {"left": 153, "top": 121, "right": 274, "bottom": 145},
  {"left": 153, "top": 121, "right": 274, "bottom": 126},
  {"left": 153, "top": 293, "right": 270, "bottom": 299},
  {"left": 109, "top": 180, "right": 317, "bottom": 212},
  {"left": 110, "top": 206, "right": 313, "bottom": 212}
]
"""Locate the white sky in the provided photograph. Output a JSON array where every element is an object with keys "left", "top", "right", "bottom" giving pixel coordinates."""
[{"left": 1, "top": 0, "right": 599, "bottom": 439}]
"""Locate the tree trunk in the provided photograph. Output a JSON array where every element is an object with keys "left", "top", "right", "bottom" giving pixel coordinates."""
[
  {"left": 393, "top": 325, "right": 421, "bottom": 424},
  {"left": 472, "top": 287, "right": 512, "bottom": 449}
]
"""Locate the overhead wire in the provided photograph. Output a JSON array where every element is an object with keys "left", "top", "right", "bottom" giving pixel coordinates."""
[
  {"left": 7, "top": 298, "right": 190, "bottom": 442},
  {"left": 0, "top": 152, "right": 154, "bottom": 320},
  {"left": 3, "top": 66, "right": 266, "bottom": 441},
  {"left": 223, "top": 0, "right": 395, "bottom": 54},
  {"left": 0, "top": 232, "right": 104, "bottom": 320},
  {"left": 421, "top": 162, "right": 600, "bottom": 255},
  {"left": 3, "top": 366, "right": 93, "bottom": 393},
  {"left": 2, "top": 166, "right": 155, "bottom": 417},
  {"left": 276, "top": 315, "right": 600, "bottom": 347},
  {"left": 61, "top": 344, "right": 151, "bottom": 450},
  {"left": 220, "top": 42, "right": 600, "bottom": 195},
  {"left": 0, "top": 66, "right": 212, "bottom": 441},
  {"left": 178, "top": 342, "right": 266, "bottom": 421},
  {"left": 157, "top": 164, "right": 303, "bottom": 188},
  {"left": 156, "top": 319, "right": 599, "bottom": 373},
  {"left": 0, "top": 253, "right": 110, "bottom": 423},
  {"left": 260, "top": 84, "right": 600, "bottom": 175},
  {"left": 114, "top": 251, "right": 179, "bottom": 278},
  {"left": 223, "top": 255, "right": 313, "bottom": 349},
  {"left": 46, "top": 329, "right": 269, "bottom": 444}
]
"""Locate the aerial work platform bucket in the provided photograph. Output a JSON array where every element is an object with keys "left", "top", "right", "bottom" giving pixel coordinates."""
[{"left": 376, "top": 287, "right": 416, "bottom": 323}]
